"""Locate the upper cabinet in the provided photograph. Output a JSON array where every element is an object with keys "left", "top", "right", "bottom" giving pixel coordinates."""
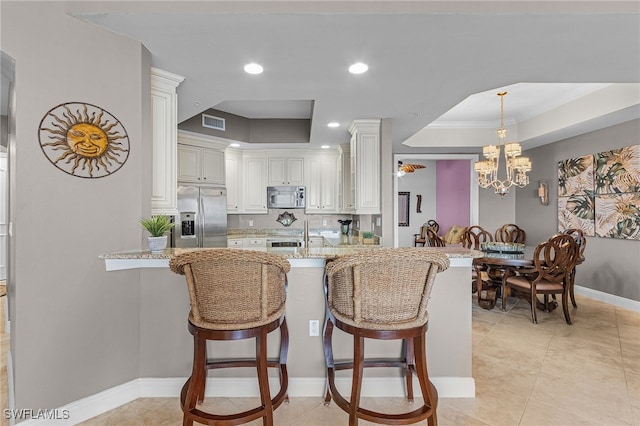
[
  {"left": 338, "top": 145, "right": 355, "bottom": 214},
  {"left": 305, "top": 152, "right": 339, "bottom": 214},
  {"left": 268, "top": 157, "right": 304, "bottom": 186},
  {"left": 242, "top": 153, "right": 268, "bottom": 213},
  {"left": 151, "top": 68, "right": 184, "bottom": 215},
  {"left": 224, "top": 148, "right": 241, "bottom": 213},
  {"left": 349, "top": 120, "right": 381, "bottom": 214},
  {"left": 177, "top": 131, "right": 227, "bottom": 185}
]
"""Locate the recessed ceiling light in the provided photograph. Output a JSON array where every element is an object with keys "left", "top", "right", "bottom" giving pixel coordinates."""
[
  {"left": 349, "top": 62, "right": 368, "bottom": 74},
  {"left": 244, "top": 63, "right": 263, "bottom": 75},
  {"left": 327, "top": 122, "right": 340, "bottom": 128},
  {"left": 229, "top": 143, "right": 240, "bottom": 148},
  {"left": 321, "top": 145, "right": 330, "bottom": 149}
]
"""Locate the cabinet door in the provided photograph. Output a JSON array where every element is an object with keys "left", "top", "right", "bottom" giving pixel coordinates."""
[
  {"left": 305, "top": 154, "right": 338, "bottom": 213},
  {"left": 202, "top": 149, "right": 225, "bottom": 184},
  {"left": 268, "top": 157, "right": 304, "bottom": 185},
  {"left": 320, "top": 156, "right": 338, "bottom": 212},
  {"left": 243, "top": 157, "right": 267, "bottom": 213},
  {"left": 305, "top": 157, "right": 323, "bottom": 211},
  {"left": 268, "top": 158, "right": 286, "bottom": 185},
  {"left": 225, "top": 150, "right": 241, "bottom": 212},
  {"left": 286, "top": 158, "right": 305, "bottom": 186},
  {"left": 177, "top": 145, "right": 201, "bottom": 182}
]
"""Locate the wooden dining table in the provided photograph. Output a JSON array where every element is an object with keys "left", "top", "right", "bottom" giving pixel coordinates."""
[{"left": 473, "top": 246, "right": 559, "bottom": 311}]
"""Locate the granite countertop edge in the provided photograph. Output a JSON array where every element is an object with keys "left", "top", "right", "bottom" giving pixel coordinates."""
[{"left": 99, "top": 246, "right": 483, "bottom": 260}]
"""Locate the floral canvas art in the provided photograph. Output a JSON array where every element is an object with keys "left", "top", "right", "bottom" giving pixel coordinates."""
[
  {"left": 595, "top": 193, "right": 640, "bottom": 239},
  {"left": 594, "top": 145, "right": 640, "bottom": 194},
  {"left": 558, "top": 154, "right": 593, "bottom": 197},
  {"left": 558, "top": 195, "right": 595, "bottom": 236},
  {"left": 558, "top": 145, "right": 640, "bottom": 240}
]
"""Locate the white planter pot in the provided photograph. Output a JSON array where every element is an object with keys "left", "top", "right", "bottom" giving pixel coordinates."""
[{"left": 147, "top": 236, "right": 168, "bottom": 253}]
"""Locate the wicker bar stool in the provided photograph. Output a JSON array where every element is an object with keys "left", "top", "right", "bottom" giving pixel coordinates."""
[
  {"left": 323, "top": 248, "right": 450, "bottom": 425},
  {"left": 169, "top": 249, "right": 291, "bottom": 426}
]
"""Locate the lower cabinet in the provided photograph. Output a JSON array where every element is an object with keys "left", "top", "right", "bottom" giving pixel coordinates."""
[{"left": 227, "top": 238, "right": 267, "bottom": 250}]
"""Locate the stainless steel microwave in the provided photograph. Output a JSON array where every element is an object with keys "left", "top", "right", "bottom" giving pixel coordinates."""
[{"left": 267, "top": 186, "right": 306, "bottom": 209}]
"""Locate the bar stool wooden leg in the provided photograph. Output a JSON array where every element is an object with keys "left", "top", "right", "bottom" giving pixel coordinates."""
[
  {"left": 349, "top": 332, "right": 365, "bottom": 426},
  {"left": 182, "top": 332, "right": 206, "bottom": 426},
  {"left": 414, "top": 333, "right": 437, "bottom": 426},
  {"left": 256, "top": 327, "right": 274, "bottom": 426},
  {"left": 402, "top": 338, "right": 415, "bottom": 402},
  {"left": 323, "top": 317, "right": 335, "bottom": 406}
]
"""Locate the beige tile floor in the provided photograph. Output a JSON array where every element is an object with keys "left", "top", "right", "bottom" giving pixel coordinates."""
[{"left": 3, "top": 294, "right": 640, "bottom": 425}]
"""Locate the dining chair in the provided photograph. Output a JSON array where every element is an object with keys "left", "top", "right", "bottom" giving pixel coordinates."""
[
  {"left": 462, "top": 226, "right": 493, "bottom": 293},
  {"left": 563, "top": 228, "right": 587, "bottom": 308},
  {"left": 461, "top": 225, "right": 493, "bottom": 250},
  {"left": 495, "top": 223, "right": 526, "bottom": 244},
  {"left": 426, "top": 219, "right": 440, "bottom": 234},
  {"left": 502, "top": 234, "right": 579, "bottom": 324},
  {"left": 426, "top": 228, "right": 446, "bottom": 247},
  {"left": 169, "top": 249, "right": 291, "bottom": 426},
  {"left": 413, "top": 225, "right": 427, "bottom": 247},
  {"left": 323, "top": 248, "right": 450, "bottom": 425}
]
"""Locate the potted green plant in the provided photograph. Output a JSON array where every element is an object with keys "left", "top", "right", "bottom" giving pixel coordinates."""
[
  {"left": 361, "top": 231, "right": 375, "bottom": 245},
  {"left": 140, "top": 215, "right": 175, "bottom": 253}
]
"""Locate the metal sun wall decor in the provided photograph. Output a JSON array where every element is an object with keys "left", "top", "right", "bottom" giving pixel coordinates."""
[
  {"left": 39, "top": 102, "right": 130, "bottom": 178},
  {"left": 558, "top": 144, "right": 640, "bottom": 240}
]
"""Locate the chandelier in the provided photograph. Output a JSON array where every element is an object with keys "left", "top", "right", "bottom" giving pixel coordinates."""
[{"left": 474, "top": 92, "right": 531, "bottom": 197}]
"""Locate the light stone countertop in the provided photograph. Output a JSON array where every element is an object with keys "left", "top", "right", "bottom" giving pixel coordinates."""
[{"left": 99, "top": 245, "right": 483, "bottom": 260}]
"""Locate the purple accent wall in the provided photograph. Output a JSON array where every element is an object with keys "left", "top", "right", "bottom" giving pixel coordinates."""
[{"left": 436, "top": 160, "right": 471, "bottom": 234}]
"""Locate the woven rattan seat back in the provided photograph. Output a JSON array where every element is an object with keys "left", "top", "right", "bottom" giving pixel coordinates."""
[
  {"left": 170, "top": 249, "right": 291, "bottom": 330},
  {"left": 325, "top": 248, "right": 449, "bottom": 330},
  {"left": 462, "top": 225, "right": 493, "bottom": 249}
]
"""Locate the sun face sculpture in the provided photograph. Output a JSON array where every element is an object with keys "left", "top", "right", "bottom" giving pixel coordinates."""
[{"left": 39, "top": 102, "right": 130, "bottom": 178}]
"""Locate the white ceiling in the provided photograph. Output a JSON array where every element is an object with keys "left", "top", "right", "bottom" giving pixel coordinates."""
[{"left": 71, "top": 1, "right": 640, "bottom": 150}]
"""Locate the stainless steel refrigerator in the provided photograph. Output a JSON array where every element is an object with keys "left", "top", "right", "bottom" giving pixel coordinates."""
[{"left": 174, "top": 185, "right": 227, "bottom": 248}]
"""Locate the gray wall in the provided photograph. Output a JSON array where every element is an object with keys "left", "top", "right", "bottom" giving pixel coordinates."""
[
  {"left": 179, "top": 108, "right": 311, "bottom": 144},
  {"left": 2, "top": 2, "right": 146, "bottom": 410},
  {"left": 517, "top": 119, "right": 640, "bottom": 301}
]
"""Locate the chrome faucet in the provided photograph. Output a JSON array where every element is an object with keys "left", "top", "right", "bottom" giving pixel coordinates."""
[{"left": 304, "top": 220, "right": 310, "bottom": 248}]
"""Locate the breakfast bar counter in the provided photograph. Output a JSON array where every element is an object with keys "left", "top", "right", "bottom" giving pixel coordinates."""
[{"left": 100, "top": 246, "right": 481, "bottom": 398}]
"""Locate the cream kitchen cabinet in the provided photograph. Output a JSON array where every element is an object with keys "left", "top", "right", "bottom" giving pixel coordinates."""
[
  {"left": 227, "top": 238, "right": 267, "bottom": 250},
  {"left": 177, "top": 144, "right": 225, "bottom": 184},
  {"left": 242, "top": 153, "right": 268, "bottom": 213},
  {"left": 151, "top": 67, "right": 184, "bottom": 215},
  {"left": 349, "top": 120, "right": 380, "bottom": 214},
  {"left": 177, "top": 131, "right": 227, "bottom": 185},
  {"left": 338, "top": 145, "right": 355, "bottom": 213},
  {"left": 268, "top": 157, "right": 304, "bottom": 186},
  {"left": 224, "top": 148, "right": 241, "bottom": 213},
  {"left": 305, "top": 152, "right": 339, "bottom": 213}
]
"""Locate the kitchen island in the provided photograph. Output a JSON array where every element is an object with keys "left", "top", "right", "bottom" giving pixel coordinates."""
[{"left": 100, "top": 246, "right": 481, "bottom": 398}]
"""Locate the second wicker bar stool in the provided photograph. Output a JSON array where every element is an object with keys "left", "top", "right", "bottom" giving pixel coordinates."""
[
  {"left": 169, "top": 249, "right": 291, "bottom": 426},
  {"left": 323, "top": 248, "right": 450, "bottom": 425}
]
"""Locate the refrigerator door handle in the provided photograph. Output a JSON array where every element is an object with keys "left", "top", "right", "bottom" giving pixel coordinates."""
[{"left": 198, "top": 192, "right": 204, "bottom": 247}]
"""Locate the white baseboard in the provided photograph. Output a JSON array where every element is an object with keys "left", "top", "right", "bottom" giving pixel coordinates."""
[
  {"left": 575, "top": 285, "right": 640, "bottom": 312},
  {"left": 15, "top": 376, "right": 474, "bottom": 426}
]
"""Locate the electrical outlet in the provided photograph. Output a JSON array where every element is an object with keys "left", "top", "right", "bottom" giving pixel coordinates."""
[
  {"left": 309, "top": 320, "right": 320, "bottom": 336},
  {"left": 249, "top": 220, "right": 253, "bottom": 227},
  {"left": 376, "top": 217, "right": 381, "bottom": 227},
  {"left": 322, "top": 219, "right": 327, "bottom": 226}
]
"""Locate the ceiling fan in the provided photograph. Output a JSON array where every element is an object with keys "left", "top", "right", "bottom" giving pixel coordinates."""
[{"left": 397, "top": 161, "right": 426, "bottom": 176}]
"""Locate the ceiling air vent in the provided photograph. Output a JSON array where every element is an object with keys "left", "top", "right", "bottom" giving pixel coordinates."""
[{"left": 202, "top": 114, "right": 225, "bottom": 131}]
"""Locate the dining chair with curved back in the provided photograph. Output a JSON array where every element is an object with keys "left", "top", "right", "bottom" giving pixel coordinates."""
[
  {"left": 169, "top": 249, "right": 291, "bottom": 426},
  {"left": 462, "top": 226, "right": 493, "bottom": 293},
  {"left": 461, "top": 225, "right": 493, "bottom": 250},
  {"left": 563, "top": 228, "right": 587, "bottom": 308},
  {"left": 495, "top": 224, "right": 526, "bottom": 245},
  {"left": 502, "top": 234, "right": 579, "bottom": 324},
  {"left": 426, "top": 228, "right": 446, "bottom": 247},
  {"left": 414, "top": 220, "right": 440, "bottom": 247},
  {"left": 323, "top": 248, "right": 450, "bottom": 425}
]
